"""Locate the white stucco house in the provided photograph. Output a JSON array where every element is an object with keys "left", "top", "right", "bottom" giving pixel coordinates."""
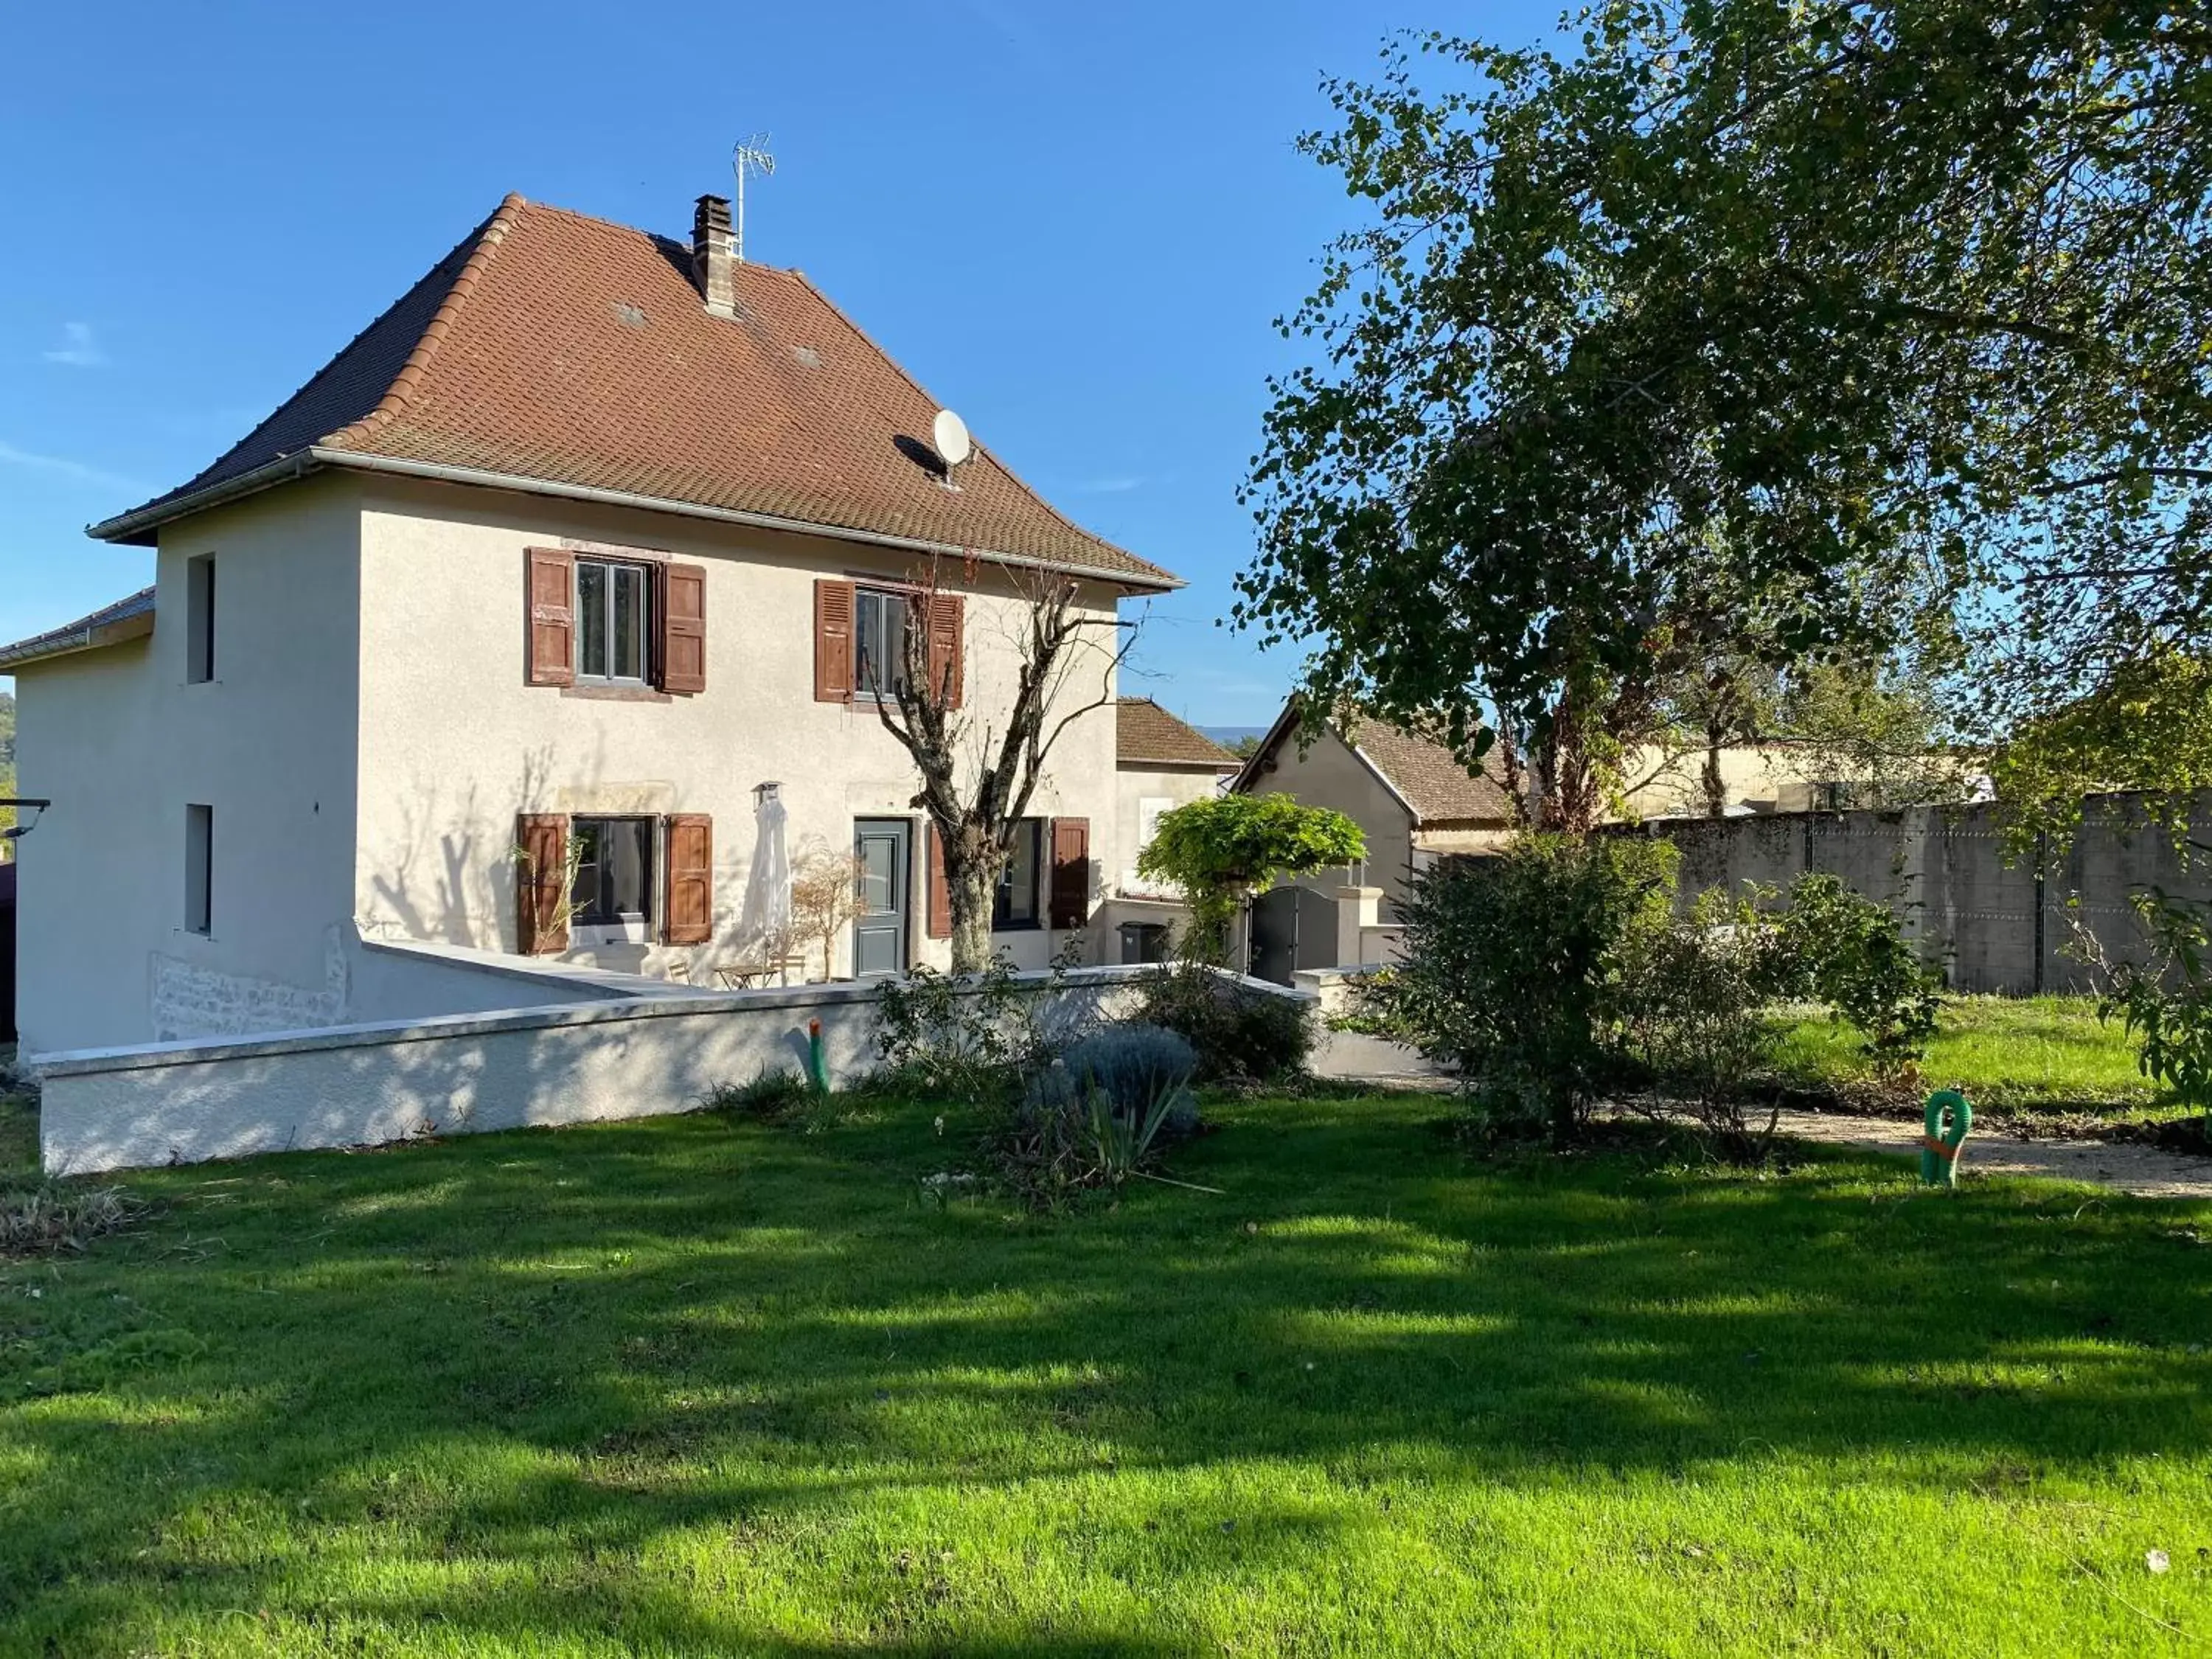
[
  {"left": 1100, "top": 697, "right": 1239, "bottom": 961},
  {"left": 4, "top": 190, "right": 1182, "bottom": 1057}
]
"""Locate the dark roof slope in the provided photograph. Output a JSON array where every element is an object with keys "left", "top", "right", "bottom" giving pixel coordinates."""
[
  {"left": 1117, "top": 698, "right": 1239, "bottom": 768},
  {"left": 94, "top": 195, "right": 1176, "bottom": 588},
  {"left": 0, "top": 588, "right": 156, "bottom": 671}
]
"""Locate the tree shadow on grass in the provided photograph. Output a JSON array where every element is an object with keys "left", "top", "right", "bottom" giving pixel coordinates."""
[{"left": 1, "top": 1093, "right": 2208, "bottom": 1648}]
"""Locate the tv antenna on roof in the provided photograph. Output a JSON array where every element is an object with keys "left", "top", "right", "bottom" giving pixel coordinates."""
[{"left": 731, "top": 133, "right": 776, "bottom": 263}]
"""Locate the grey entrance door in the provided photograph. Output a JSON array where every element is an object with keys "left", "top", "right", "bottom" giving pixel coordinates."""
[
  {"left": 1249, "top": 884, "right": 1340, "bottom": 985},
  {"left": 851, "top": 819, "right": 911, "bottom": 977}
]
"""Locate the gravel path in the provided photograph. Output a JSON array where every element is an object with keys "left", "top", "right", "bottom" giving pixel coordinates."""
[
  {"left": 1310, "top": 1032, "right": 2212, "bottom": 1200},
  {"left": 1762, "top": 1106, "right": 2212, "bottom": 1200}
]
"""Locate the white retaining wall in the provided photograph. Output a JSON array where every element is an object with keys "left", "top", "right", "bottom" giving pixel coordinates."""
[{"left": 34, "top": 964, "right": 1183, "bottom": 1175}]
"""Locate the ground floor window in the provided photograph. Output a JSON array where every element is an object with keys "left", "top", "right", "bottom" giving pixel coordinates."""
[
  {"left": 571, "top": 816, "right": 655, "bottom": 926},
  {"left": 994, "top": 818, "right": 1043, "bottom": 930}
]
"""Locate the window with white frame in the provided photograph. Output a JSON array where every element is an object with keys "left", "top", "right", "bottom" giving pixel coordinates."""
[
  {"left": 575, "top": 558, "right": 653, "bottom": 684},
  {"left": 852, "top": 586, "right": 911, "bottom": 698}
]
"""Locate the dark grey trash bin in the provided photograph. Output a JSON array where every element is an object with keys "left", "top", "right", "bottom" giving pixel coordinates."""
[{"left": 1119, "top": 921, "right": 1171, "bottom": 964}]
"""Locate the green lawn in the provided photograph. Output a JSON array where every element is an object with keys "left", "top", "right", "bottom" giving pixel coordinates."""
[
  {"left": 1770, "top": 995, "right": 2180, "bottom": 1121},
  {"left": 2, "top": 1084, "right": 2209, "bottom": 1655}
]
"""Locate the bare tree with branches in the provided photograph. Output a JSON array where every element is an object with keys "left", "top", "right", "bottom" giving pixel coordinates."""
[{"left": 864, "top": 559, "right": 1135, "bottom": 972}]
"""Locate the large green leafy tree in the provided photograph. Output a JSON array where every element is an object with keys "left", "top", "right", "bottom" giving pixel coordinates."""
[{"left": 1240, "top": 1, "right": 2212, "bottom": 813}]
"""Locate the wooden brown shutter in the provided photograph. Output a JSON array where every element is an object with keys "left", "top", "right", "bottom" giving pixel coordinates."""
[
  {"left": 813, "top": 579, "right": 855, "bottom": 703},
  {"left": 1048, "top": 817, "right": 1091, "bottom": 930},
  {"left": 516, "top": 813, "right": 569, "bottom": 955},
  {"left": 926, "top": 824, "right": 953, "bottom": 939},
  {"left": 664, "top": 815, "right": 714, "bottom": 945},
  {"left": 525, "top": 549, "right": 575, "bottom": 686},
  {"left": 659, "top": 563, "right": 707, "bottom": 694},
  {"left": 927, "top": 593, "right": 965, "bottom": 709}
]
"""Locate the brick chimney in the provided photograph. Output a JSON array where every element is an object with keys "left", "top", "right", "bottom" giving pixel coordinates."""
[{"left": 692, "top": 195, "right": 736, "bottom": 317}]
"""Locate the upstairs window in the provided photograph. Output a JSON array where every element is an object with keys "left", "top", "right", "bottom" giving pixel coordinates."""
[
  {"left": 852, "top": 586, "right": 911, "bottom": 698},
  {"left": 571, "top": 815, "right": 656, "bottom": 927},
  {"left": 576, "top": 558, "right": 652, "bottom": 685},
  {"left": 186, "top": 554, "right": 216, "bottom": 684}
]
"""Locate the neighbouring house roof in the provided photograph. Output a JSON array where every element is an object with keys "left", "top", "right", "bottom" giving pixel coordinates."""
[
  {"left": 1235, "top": 699, "right": 1519, "bottom": 827},
  {"left": 0, "top": 587, "right": 155, "bottom": 672},
  {"left": 89, "top": 195, "right": 1179, "bottom": 591},
  {"left": 1116, "top": 698, "right": 1239, "bottom": 769},
  {"left": 1350, "top": 721, "right": 1519, "bottom": 825}
]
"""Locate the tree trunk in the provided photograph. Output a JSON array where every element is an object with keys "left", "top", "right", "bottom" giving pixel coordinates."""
[
  {"left": 1701, "top": 734, "right": 1728, "bottom": 818},
  {"left": 947, "top": 863, "right": 997, "bottom": 975}
]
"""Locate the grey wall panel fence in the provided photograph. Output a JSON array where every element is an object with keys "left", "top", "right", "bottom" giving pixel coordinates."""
[{"left": 1602, "top": 793, "right": 2211, "bottom": 996}]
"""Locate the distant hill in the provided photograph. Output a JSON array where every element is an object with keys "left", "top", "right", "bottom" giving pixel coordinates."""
[{"left": 1200, "top": 726, "right": 1267, "bottom": 762}]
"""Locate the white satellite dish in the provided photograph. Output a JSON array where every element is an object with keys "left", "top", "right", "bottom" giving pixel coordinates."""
[{"left": 933, "top": 408, "right": 973, "bottom": 471}]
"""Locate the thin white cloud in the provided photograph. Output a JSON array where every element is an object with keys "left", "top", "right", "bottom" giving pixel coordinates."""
[
  {"left": 0, "top": 439, "right": 142, "bottom": 494},
  {"left": 42, "top": 321, "right": 107, "bottom": 367},
  {"left": 1078, "top": 475, "right": 1145, "bottom": 494}
]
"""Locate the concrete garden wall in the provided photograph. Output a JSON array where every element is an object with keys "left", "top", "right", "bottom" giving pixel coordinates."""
[
  {"left": 1607, "top": 792, "right": 2212, "bottom": 995},
  {"left": 32, "top": 960, "right": 1237, "bottom": 1175}
]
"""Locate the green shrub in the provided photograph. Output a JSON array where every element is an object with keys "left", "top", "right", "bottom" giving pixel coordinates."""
[
  {"left": 1775, "top": 873, "right": 1941, "bottom": 1066},
  {"left": 1373, "top": 835, "right": 1677, "bottom": 1144},
  {"left": 992, "top": 1026, "right": 1198, "bottom": 1211},
  {"left": 1024, "top": 1025, "right": 1200, "bottom": 1141},
  {"left": 2085, "top": 890, "right": 2212, "bottom": 1127},
  {"left": 702, "top": 1068, "right": 815, "bottom": 1124},
  {"left": 1136, "top": 966, "right": 1314, "bottom": 1084},
  {"left": 872, "top": 955, "right": 1078, "bottom": 1105},
  {"left": 1615, "top": 889, "right": 1789, "bottom": 1159},
  {"left": 1135, "top": 793, "right": 1366, "bottom": 964}
]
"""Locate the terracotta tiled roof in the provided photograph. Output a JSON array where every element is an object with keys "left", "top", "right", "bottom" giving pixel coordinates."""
[
  {"left": 0, "top": 587, "right": 156, "bottom": 671},
  {"left": 1117, "top": 698, "right": 1239, "bottom": 768},
  {"left": 95, "top": 196, "right": 1177, "bottom": 588},
  {"left": 1347, "top": 720, "right": 1518, "bottom": 824},
  {"left": 1237, "top": 698, "right": 1518, "bottom": 825}
]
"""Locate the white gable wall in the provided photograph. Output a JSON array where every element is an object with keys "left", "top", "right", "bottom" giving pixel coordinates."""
[
  {"left": 1242, "top": 726, "right": 1418, "bottom": 909},
  {"left": 1115, "top": 762, "right": 1227, "bottom": 898},
  {"left": 14, "top": 477, "right": 364, "bottom": 1052}
]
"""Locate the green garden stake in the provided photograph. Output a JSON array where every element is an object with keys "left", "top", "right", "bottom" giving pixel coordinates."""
[
  {"left": 806, "top": 1018, "right": 830, "bottom": 1096},
  {"left": 1920, "top": 1089, "right": 1972, "bottom": 1187}
]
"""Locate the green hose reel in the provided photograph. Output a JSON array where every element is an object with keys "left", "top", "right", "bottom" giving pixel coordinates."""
[{"left": 1920, "top": 1089, "right": 1972, "bottom": 1187}]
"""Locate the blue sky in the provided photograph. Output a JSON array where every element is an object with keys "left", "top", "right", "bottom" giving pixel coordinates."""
[{"left": 1, "top": 0, "right": 1552, "bottom": 723}]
